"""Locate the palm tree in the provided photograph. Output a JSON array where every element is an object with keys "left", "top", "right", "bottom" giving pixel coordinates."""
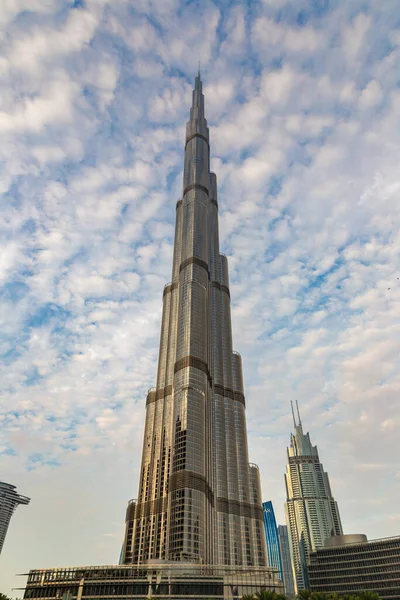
[
  {"left": 356, "top": 593, "right": 381, "bottom": 600},
  {"left": 255, "top": 592, "right": 283, "bottom": 600},
  {"left": 310, "top": 593, "right": 328, "bottom": 600},
  {"left": 241, "top": 595, "right": 255, "bottom": 600},
  {"left": 297, "top": 591, "right": 312, "bottom": 600}
]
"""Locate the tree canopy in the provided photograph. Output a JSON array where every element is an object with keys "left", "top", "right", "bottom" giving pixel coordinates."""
[{"left": 240, "top": 591, "right": 381, "bottom": 600}]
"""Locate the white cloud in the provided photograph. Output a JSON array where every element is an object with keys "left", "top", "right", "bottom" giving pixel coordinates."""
[{"left": 1, "top": 0, "right": 400, "bottom": 596}]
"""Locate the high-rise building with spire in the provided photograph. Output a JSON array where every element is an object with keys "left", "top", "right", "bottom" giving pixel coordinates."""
[
  {"left": 121, "top": 71, "right": 267, "bottom": 568},
  {"left": 0, "top": 481, "right": 30, "bottom": 554},
  {"left": 285, "top": 402, "right": 343, "bottom": 592},
  {"left": 23, "top": 73, "right": 283, "bottom": 600}
]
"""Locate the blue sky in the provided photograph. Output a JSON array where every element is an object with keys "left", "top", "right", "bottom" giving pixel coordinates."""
[{"left": 1, "top": 0, "right": 400, "bottom": 593}]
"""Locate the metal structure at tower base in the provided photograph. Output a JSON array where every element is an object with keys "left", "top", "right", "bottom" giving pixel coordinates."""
[{"left": 23, "top": 563, "right": 283, "bottom": 600}]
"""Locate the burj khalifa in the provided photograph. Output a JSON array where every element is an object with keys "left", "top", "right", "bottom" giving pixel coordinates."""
[
  {"left": 24, "top": 73, "right": 280, "bottom": 600},
  {"left": 121, "top": 72, "right": 267, "bottom": 568}
]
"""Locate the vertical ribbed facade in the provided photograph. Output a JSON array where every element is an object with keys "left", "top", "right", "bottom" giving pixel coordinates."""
[
  {"left": 0, "top": 481, "right": 30, "bottom": 554},
  {"left": 284, "top": 405, "right": 343, "bottom": 592},
  {"left": 122, "top": 74, "right": 267, "bottom": 568},
  {"left": 278, "top": 525, "right": 296, "bottom": 597},
  {"left": 263, "top": 501, "right": 283, "bottom": 584}
]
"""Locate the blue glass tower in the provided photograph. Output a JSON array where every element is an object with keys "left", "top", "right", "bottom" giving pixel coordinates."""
[{"left": 263, "top": 501, "right": 284, "bottom": 585}]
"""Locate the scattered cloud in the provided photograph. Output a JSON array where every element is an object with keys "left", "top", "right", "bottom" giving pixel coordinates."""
[{"left": 1, "top": 0, "right": 400, "bottom": 595}]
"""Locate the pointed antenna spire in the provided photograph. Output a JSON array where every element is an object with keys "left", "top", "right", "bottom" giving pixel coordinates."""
[
  {"left": 198, "top": 60, "right": 201, "bottom": 78},
  {"left": 291, "top": 401, "right": 297, "bottom": 428},
  {"left": 296, "top": 400, "right": 302, "bottom": 427}
]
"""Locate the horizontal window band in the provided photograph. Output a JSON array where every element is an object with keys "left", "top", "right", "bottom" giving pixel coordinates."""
[
  {"left": 177, "top": 197, "right": 217, "bottom": 209},
  {"left": 179, "top": 256, "right": 209, "bottom": 274},
  {"left": 287, "top": 496, "right": 331, "bottom": 501},
  {"left": 170, "top": 470, "right": 214, "bottom": 506},
  {"left": 183, "top": 183, "right": 209, "bottom": 197},
  {"left": 174, "top": 355, "right": 212, "bottom": 386},
  {"left": 289, "top": 456, "right": 319, "bottom": 464},
  {"left": 213, "top": 384, "right": 245, "bottom": 406},
  {"left": 211, "top": 280, "right": 230, "bottom": 298},
  {"left": 129, "top": 496, "right": 168, "bottom": 519},
  {"left": 216, "top": 497, "right": 263, "bottom": 521},
  {"left": 146, "top": 384, "right": 173, "bottom": 406},
  {"left": 185, "top": 132, "right": 209, "bottom": 149},
  {"left": 163, "top": 281, "right": 179, "bottom": 298}
]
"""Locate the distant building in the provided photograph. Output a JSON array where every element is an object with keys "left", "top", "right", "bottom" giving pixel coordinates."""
[
  {"left": 285, "top": 402, "right": 343, "bottom": 592},
  {"left": 263, "top": 501, "right": 284, "bottom": 584},
  {"left": 278, "top": 525, "right": 295, "bottom": 597},
  {"left": 0, "top": 481, "right": 30, "bottom": 554},
  {"left": 308, "top": 534, "right": 400, "bottom": 599}
]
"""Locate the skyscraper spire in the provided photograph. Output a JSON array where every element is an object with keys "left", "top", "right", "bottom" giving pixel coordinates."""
[
  {"left": 296, "top": 400, "right": 302, "bottom": 427},
  {"left": 121, "top": 75, "right": 268, "bottom": 568},
  {"left": 291, "top": 401, "right": 296, "bottom": 427}
]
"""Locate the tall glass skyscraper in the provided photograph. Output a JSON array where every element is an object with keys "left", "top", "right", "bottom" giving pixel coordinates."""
[
  {"left": 285, "top": 402, "right": 343, "bottom": 592},
  {"left": 23, "top": 73, "right": 283, "bottom": 599},
  {"left": 0, "top": 481, "right": 30, "bottom": 554},
  {"left": 278, "top": 525, "right": 295, "bottom": 597},
  {"left": 263, "top": 501, "right": 283, "bottom": 583},
  {"left": 121, "top": 72, "right": 267, "bottom": 568}
]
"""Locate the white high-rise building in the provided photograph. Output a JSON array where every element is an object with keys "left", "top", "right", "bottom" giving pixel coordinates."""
[
  {"left": 0, "top": 481, "right": 30, "bottom": 554},
  {"left": 285, "top": 402, "right": 343, "bottom": 592}
]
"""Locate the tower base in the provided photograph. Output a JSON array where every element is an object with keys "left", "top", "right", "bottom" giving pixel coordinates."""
[{"left": 23, "top": 562, "right": 283, "bottom": 600}]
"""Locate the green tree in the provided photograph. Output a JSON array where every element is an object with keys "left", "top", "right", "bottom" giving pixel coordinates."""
[
  {"left": 296, "top": 591, "right": 312, "bottom": 600},
  {"left": 310, "top": 593, "right": 328, "bottom": 600},
  {"left": 356, "top": 593, "right": 381, "bottom": 600},
  {"left": 255, "top": 592, "right": 286, "bottom": 600}
]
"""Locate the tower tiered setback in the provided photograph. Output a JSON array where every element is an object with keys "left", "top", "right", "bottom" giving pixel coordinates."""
[{"left": 121, "top": 72, "right": 267, "bottom": 568}]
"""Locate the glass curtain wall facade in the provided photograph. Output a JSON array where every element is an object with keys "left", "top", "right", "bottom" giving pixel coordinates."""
[
  {"left": 284, "top": 403, "right": 343, "bottom": 593},
  {"left": 263, "top": 502, "right": 283, "bottom": 584},
  {"left": 0, "top": 481, "right": 30, "bottom": 554},
  {"left": 121, "top": 73, "right": 267, "bottom": 568},
  {"left": 278, "top": 525, "right": 295, "bottom": 597}
]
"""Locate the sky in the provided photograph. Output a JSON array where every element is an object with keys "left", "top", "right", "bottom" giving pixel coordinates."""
[{"left": 1, "top": 0, "right": 400, "bottom": 594}]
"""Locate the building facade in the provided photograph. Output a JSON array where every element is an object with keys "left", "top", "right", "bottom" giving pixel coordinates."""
[
  {"left": 284, "top": 402, "right": 343, "bottom": 592},
  {"left": 263, "top": 502, "right": 284, "bottom": 585},
  {"left": 0, "top": 481, "right": 30, "bottom": 554},
  {"left": 121, "top": 72, "right": 267, "bottom": 569},
  {"left": 278, "top": 525, "right": 295, "bottom": 597},
  {"left": 24, "top": 563, "right": 282, "bottom": 600},
  {"left": 308, "top": 534, "right": 400, "bottom": 599}
]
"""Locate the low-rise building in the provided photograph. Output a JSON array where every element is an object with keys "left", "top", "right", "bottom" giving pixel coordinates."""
[
  {"left": 308, "top": 534, "right": 400, "bottom": 599},
  {"left": 23, "top": 563, "right": 283, "bottom": 600}
]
